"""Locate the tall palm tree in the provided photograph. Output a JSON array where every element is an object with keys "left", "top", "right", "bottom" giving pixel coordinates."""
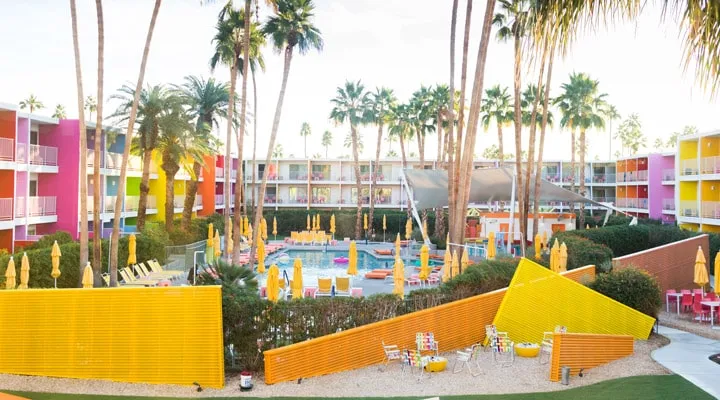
[
  {"left": 85, "top": 96, "right": 98, "bottom": 121},
  {"left": 244, "top": 22, "right": 266, "bottom": 222},
  {"left": 520, "top": 84, "right": 553, "bottom": 127},
  {"left": 250, "top": 0, "right": 322, "bottom": 263},
  {"left": 368, "top": 87, "right": 395, "bottom": 237},
  {"left": 321, "top": 130, "right": 332, "bottom": 157},
  {"left": 480, "top": 85, "right": 512, "bottom": 165},
  {"left": 19, "top": 95, "right": 44, "bottom": 113},
  {"left": 409, "top": 86, "right": 435, "bottom": 168},
  {"left": 431, "top": 84, "right": 449, "bottom": 165},
  {"left": 210, "top": 5, "right": 249, "bottom": 261},
  {"left": 272, "top": 143, "right": 283, "bottom": 158},
  {"left": 108, "top": 0, "right": 162, "bottom": 287},
  {"left": 331, "top": 80, "right": 370, "bottom": 239},
  {"left": 91, "top": 0, "right": 105, "bottom": 285},
  {"left": 69, "top": 0, "right": 89, "bottom": 282},
  {"left": 52, "top": 105, "right": 67, "bottom": 119},
  {"left": 388, "top": 103, "right": 412, "bottom": 168},
  {"left": 447, "top": 0, "right": 460, "bottom": 248},
  {"left": 299, "top": 122, "right": 311, "bottom": 157},
  {"left": 174, "top": 75, "right": 229, "bottom": 231},
  {"left": 109, "top": 84, "right": 177, "bottom": 231},
  {"left": 602, "top": 104, "right": 621, "bottom": 160}
]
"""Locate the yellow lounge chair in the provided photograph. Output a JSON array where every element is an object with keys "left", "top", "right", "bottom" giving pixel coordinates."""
[
  {"left": 143, "top": 261, "right": 182, "bottom": 280},
  {"left": 335, "top": 276, "right": 351, "bottom": 297},
  {"left": 148, "top": 260, "right": 184, "bottom": 280},
  {"left": 121, "top": 268, "right": 159, "bottom": 286},
  {"left": 316, "top": 277, "right": 332, "bottom": 297}
]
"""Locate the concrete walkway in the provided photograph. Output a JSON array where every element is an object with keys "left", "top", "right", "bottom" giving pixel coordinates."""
[{"left": 652, "top": 326, "right": 720, "bottom": 399}]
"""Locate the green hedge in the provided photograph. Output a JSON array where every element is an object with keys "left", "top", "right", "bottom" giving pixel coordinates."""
[
  {"left": 588, "top": 267, "right": 662, "bottom": 318},
  {"left": 19, "top": 231, "right": 75, "bottom": 251}
]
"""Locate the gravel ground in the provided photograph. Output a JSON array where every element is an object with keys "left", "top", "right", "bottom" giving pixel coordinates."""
[
  {"left": 0, "top": 335, "right": 669, "bottom": 398},
  {"left": 660, "top": 310, "right": 720, "bottom": 341}
]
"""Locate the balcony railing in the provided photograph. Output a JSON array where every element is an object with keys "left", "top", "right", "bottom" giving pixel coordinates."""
[
  {"left": 215, "top": 194, "right": 224, "bottom": 206},
  {"left": 104, "top": 196, "right": 117, "bottom": 212},
  {"left": 125, "top": 196, "right": 139, "bottom": 211},
  {"left": 680, "top": 200, "right": 699, "bottom": 217},
  {"left": 638, "top": 198, "right": 649, "bottom": 209},
  {"left": 662, "top": 198, "right": 675, "bottom": 211},
  {"left": 0, "top": 138, "right": 14, "bottom": 161},
  {"left": 15, "top": 196, "right": 57, "bottom": 217},
  {"left": 194, "top": 195, "right": 202, "bottom": 208},
  {"left": 105, "top": 152, "right": 123, "bottom": 170},
  {"left": 662, "top": 169, "right": 675, "bottom": 181},
  {"left": 637, "top": 170, "right": 648, "bottom": 181},
  {"left": 593, "top": 196, "right": 615, "bottom": 203},
  {"left": 541, "top": 173, "right": 560, "bottom": 182},
  {"left": 288, "top": 171, "right": 309, "bottom": 180},
  {"left": 702, "top": 201, "right": 720, "bottom": 219},
  {"left": 29, "top": 144, "right": 58, "bottom": 166},
  {"left": 173, "top": 195, "right": 185, "bottom": 208},
  {"left": 681, "top": 159, "right": 699, "bottom": 175},
  {"left": 592, "top": 173, "right": 616, "bottom": 183},
  {"left": 701, "top": 156, "right": 720, "bottom": 175},
  {"left": 215, "top": 167, "right": 224, "bottom": 179},
  {"left": 0, "top": 198, "right": 12, "bottom": 221},
  {"left": 231, "top": 169, "right": 237, "bottom": 180}
]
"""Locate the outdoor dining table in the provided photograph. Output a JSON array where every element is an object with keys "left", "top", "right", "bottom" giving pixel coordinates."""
[
  {"left": 700, "top": 300, "right": 720, "bottom": 330},
  {"left": 666, "top": 292, "right": 682, "bottom": 314}
]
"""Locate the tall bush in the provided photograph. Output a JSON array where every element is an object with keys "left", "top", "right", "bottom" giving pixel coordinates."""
[
  {"left": 20, "top": 231, "right": 74, "bottom": 251},
  {"left": 588, "top": 267, "right": 662, "bottom": 318}
]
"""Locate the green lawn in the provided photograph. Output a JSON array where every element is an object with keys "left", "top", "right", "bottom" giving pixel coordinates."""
[{"left": 5, "top": 375, "right": 712, "bottom": 400}]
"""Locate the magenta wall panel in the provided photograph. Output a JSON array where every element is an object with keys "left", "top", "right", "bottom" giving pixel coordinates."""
[{"left": 40, "top": 120, "right": 80, "bottom": 238}]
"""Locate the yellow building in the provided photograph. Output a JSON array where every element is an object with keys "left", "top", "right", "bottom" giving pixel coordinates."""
[{"left": 677, "top": 130, "right": 720, "bottom": 232}]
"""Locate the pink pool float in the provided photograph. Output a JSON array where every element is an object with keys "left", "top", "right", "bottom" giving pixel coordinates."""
[{"left": 333, "top": 257, "right": 349, "bottom": 264}]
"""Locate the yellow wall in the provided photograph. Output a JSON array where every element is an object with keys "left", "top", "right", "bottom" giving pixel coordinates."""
[
  {"left": 0, "top": 287, "right": 224, "bottom": 388},
  {"left": 702, "top": 224, "right": 720, "bottom": 233},
  {"left": 700, "top": 137, "right": 720, "bottom": 158},
  {"left": 701, "top": 181, "right": 720, "bottom": 202},
  {"left": 680, "top": 139, "right": 698, "bottom": 160},
  {"left": 680, "top": 223, "right": 700, "bottom": 232},
  {"left": 679, "top": 181, "right": 698, "bottom": 201},
  {"left": 149, "top": 151, "right": 191, "bottom": 222}
]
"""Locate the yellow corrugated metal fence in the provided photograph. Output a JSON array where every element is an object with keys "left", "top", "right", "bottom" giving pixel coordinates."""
[
  {"left": 0, "top": 286, "right": 224, "bottom": 388},
  {"left": 549, "top": 333, "right": 634, "bottom": 381}
]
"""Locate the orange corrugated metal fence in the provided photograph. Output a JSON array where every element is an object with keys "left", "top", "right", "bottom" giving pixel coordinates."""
[
  {"left": 0, "top": 286, "right": 224, "bottom": 388},
  {"left": 263, "top": 264, "right": 596, "bottom": 384},
  {"left": 549, "top": 333, "right": 634, "bottom": 381},
  {"left": 492, "top": 259, "right": 655, "bottom": 344}
]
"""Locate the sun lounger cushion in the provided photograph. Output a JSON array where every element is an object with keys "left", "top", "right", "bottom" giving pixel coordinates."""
[{"left": 374, "top": 249, "right": 393, "bottom": 255}]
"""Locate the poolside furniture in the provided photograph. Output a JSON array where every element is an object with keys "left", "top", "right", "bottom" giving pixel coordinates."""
[
  {"left": 514, "top": 342, "right": 540, "bottom": 358},
  {"left": 666, "top": 289, "right": 681, "bottom": 314},
  {"left": 401, "top": 349, "right": 428, "bottom": 381},
  {"left": 539, "top": 325, "right": 566, "bottom": 364},
  {"left": 491, "top": 334, "right": 514, "bottom": 366},
  {"left": 335, "top": 276, "right": 351, "bottom": 297},
  {"left": 119, "top": 269, "right": 158, "bottom": 286},
  {"left": 351, "top": 287, "right": 363, "bottom": 298},
  {"left": 303, "top": 287, "right": 318, "bottom": 298},
  {"left": 316, "top": 277, "right": 332, "bottom": 297},
  {"left": 453, "top": 343, "right": 482, "bottom": 376},
  {"left": 364, "top": 269, "right": 393, "bottom": 279},
  {"left": 148, "top": 259, "right": 184, "bottom": 280},
  {"left": 693, "top": 297, "right": 711, "bottom": 323},
  {"left": 681, "top": 291, "right": 693, "bottom": 312},
  {"left": 483, "top": 325, "right": 508, "bottom": 351},
  {"left": 424, "top": 356, "right": 448, "bottom": 372},
  {"left": 379, "top": 341, "right": 402, "bottom": 371},
  {"left": 416, "top": 332, "right": 439, "bottom": 357},
  {"left": 374, "top": 249, "right": 393, "bottom": 256},
  {"left": 406, "top": 274, "right": 421, "bottom": 286},
  {"left": 427, "top": 273, "right": 440, "bottom": 285}
]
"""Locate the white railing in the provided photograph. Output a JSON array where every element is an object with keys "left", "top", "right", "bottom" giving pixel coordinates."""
[
  {"left": 662, "top": 198, "right": 675, "bottom": 210},
  {"left": 176, "top": 169, "right": 191, "bottom": 180},
  {"left": 637, "top": 170, "right": 648, "bottom": 181},
  {"left": 594, "top": 196, "right": 615, "bottom": 203},
  {"left": 215, "top": 167, "right": 224, "bottom": 179},
  {"left": 86, "top": 149, "right": 99, "bottom": 168},
  {"left": 638, "top": 198, "right": 649, "bottom": 209},
  {"left": 680, "top": 200, "right": 699, "bottom": 217},
  {"left": 215, "top": 194, "right": 224, "bottom": 206},
  {"left": 105, "top": 152, "right": 124, "bottom": 170},
  {"left": 702, "top": 201, "right": 720, "bottom": 219},
  {"left": 104, "top": 196, "right": 116, "bottom": 212},
  {"left": 0, "top": 138, "right": 14, "bottom": 161},
  {"left": 0, "top": 198, "right": 12, "bottom": 220},
  {"left": 29, "top": 144, "right": 58, "bottom": 166},
  {"left": 194, "top": 195, "right": 202, "bottom": 208},
  {"left": 592, "top": 173, "right": 615, "bottom": 183},
  {"left": 15, "top": 143, "right": 26, "bottom": 163},
  {"left": 662, "top": 169, "right": 675, "bottom": 181},
  {"left": 681, "top": 159, "right": 699, "bottom": 175},
  {"left": 231, "top": 169, "right": 237, "bottom": 180},
  {"left": 125, "top": 196, "right": 139, "bottom": 211},
  {"left": 146, "top": 195, "right": 156, "bottom": 209},
  {"left": 128, "top": 155, "right": 143, "bottom": 171},
  {"left": 16, "top": 196, "right": 57, "bottom": 217},
  {"left": 701, "top": 156, "right": 720, "bottom": 175},
  {"left": 173, "top": 195, "right": 185, "bottom": 208}
]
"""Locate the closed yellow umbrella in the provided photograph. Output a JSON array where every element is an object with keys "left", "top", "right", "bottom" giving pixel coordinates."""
[
  {"left": 383, "top": 215, "right": 387, "bottom": 231},
  {"left": 227, "top": 222, "right": 234, "bottom": 255},
  {"left": 273, "top": 216, "right": 278, "bottom": 239},
  {"left": 206, "top": 223, "right": 214, "bottom": 264},
  {"left": 262, "top": 217, "right": 268, "bottom": 241},
  {"left": 405, "top": 218, "right": 412, "bottom": 240},
  {"left": 542, "top": 230, "right": 548, "bottom": 250},
  {"left": 419, "top": 244, "right": 430, "bottom": 281},
  {"left": 257, "top": 238, "right": 266, "bottom": 274},
  {"left": 694, "top": 246, "right": 709, "bottom": 292},
  {"left": 5, "top": 256, "right": 16, "bottom": 290},
  {"left": 363, "top": 213, "right": 368, "bottom": 231},
  {"left": 395, "top": 233, "right": 401, "bottom": 256},
  {"left": 208, "top": 222, "right": 214, "bottom": 242},
  {"left": 451, "top": 250, "right": 460, "bottom": 278},
  {"left": 347, "top": 241, "right": 358, "bottom": 275},
  {"left": 534, "top": 233, "right": 542, "bottom": 260},
  {"left": 714, "top": 251, "right": 720, "bottom": 295},
  {"left": 550, "top": 239, "right": 560, "bottom": 273},
  {"left": 330, "top": 214, "right": 336, "bottom": 238},
  {"left": 442, "top": 248, "right": 452, "bottom": 282},
  {"left": 422, "top": 218, "right": 428, "bottom": 241},
  {"left": 307, "top": 214, "right": 311, "bottom": 230},
  {"left": 461, "top": 248, "right": 470, "bottom": 272},
  {"left": 487, "top": 231, "right": 496, "bottom": 260},
  {"left": 247, "top": 223, "right": 253, "bottom": 244},
  {"left": 18, "top": 252, "right": 30, "bottom": 289},
  {"left": 127, "top": 234, "right": 137, "bottom": 265},
  {"left": 214, "top": 229, "right": 221, "bottom": 258},
  {"left": 243, "top": 216, "right": 250, "bottom": 237},
  {"left": 393, "top": 256, "right": 405, "bottom": 298},
  {"left": 51, "top": 240, "right": 62, "bottom": 283},
  {"left": 267, "top": 264, "right": 279, "bottom": 303},
  {"left": 292, "top": 258, "right": 303, "bottom": 299},
  {"left": 559, "top": 242, "right": 568, "bottom": 272},
  {"left": 82, "top": 261, "right": 93, "bottom": 288}
]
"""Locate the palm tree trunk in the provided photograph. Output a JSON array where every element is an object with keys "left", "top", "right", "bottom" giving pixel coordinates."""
[
  {"left": 452, "top": 0, "right": 493, "bottom": 246},
  {"left": 569, "top": 127, "right": 576, "bottom": 215},
  {"left": 351, "top": 125, "right": 363, "bottom": 239},
  {"left": 369, "top": 123, "right": 383, "bottom": 237},
  {"left": 70, "top": 0, "right": 89, "bottom": 283},
  {"left": 225, "top": 60, "right": 237, "bottom": 263},
  {"left": 250, "top": 44, "right": 294, "bottom": 266},
  {"left": 532, "top": 43, "right": 555, "bottom": 238},
  {"left": 251, "top": 68, "right": 258, "bottom": 222},
  {"left": 398, "top": 133, "right": 407, "bottom": 168},
  {"left": 508, "top": 34, "right": 524, "bottom": 250},
  {"left": 92, "top": 0, "right": 104, "bottom": 286},
  {"left": 579, "top": 128, "right": 587, "bottom": 228},
  {"left": 136, "top": 149, "right": 153, "bottom": 231},
  {"left": 182, "top": 161, "right": 202, "bottom": 231},
  {"left": 497, "top": 124, "right": 504, "bottom": 165},
  {"left": 304, "top": 137, "right": 307, "bottom": 158},
  {"left": 231, "top": 0, "right": 252, "bottom": 264},
  {"left": 417, "top": 129, "right": 425, "bottom": 168},
  {"left": 109, "top": 0, "right": 161, "bottom": 287},
  {"left": 162, "top": 159, "right": 179, "bottom": 233},
  {"left": 436, "top": 111, "right": 443, "bottom": 166}
]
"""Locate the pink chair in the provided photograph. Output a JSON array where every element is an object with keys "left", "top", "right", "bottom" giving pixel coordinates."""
[
  {"left": 693, "top": 288, "right": 703, "bottom": 295},
  {"left": 681, "top": 293, "right": 693, "bottom": 312},
  {"left": 406, "top": 274, "right": 421, "bottom": 286},
  {"left": 708, "top": 293, "right": 718, "bottom": 301},
  {"left": 666, "top": 289, "right": 678, "bottom": 311},
  {"left": 693, "top": 299, "right": 710, "bottom": 323}
]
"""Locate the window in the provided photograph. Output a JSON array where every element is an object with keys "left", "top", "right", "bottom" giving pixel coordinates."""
[
  {"left": 29, "top": 180, "right": 37, "bottom": 196},
  {"left": 258, "top": 164, "right": 266, "bottom": 179},
  {"left": 27, "top": 224, "right": 36, "bottom": 236},
  {"left": 30, "top": 130, "right": 38, "bottom": 145},
  {"left": 289, "top": 164, "right": 308, "bottom": 180},
  {"left": 311, "top": 164, "right": 330, "bottom": 180},
  {"left": 374, "top": 188, "right": 392, "bottom": 204},
  {"left": 263, "top": 187, "right": 276, "bottom": 203},
  {"left": 288, "top": 186, "right": 307, "bottom": 202},
  {"left": 312, "top": 187, "right": 331, "bottom": 203},
  {"left": 351, "top": 188, "right": 370, "bottom": 204}
]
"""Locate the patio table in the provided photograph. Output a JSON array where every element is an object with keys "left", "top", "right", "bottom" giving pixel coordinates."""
[
  {"left": 666, "top": 292, "right": 682, "bottom": 314},
  {"left": 700, "top": 300, "right": 720, "bottom": 330}
]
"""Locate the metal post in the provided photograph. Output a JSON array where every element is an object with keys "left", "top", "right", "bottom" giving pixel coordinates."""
[
  {"left": 400, "top": 170, "right": 430, "bottom": 246},
  {"left": 507, "top": 169, "right": 516, "bottom": 254},
  {"left": 193, "top": 251, "right": 204, "bottom": 285}
]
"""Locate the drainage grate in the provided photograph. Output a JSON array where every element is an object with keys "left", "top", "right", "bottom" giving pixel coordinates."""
[{"left": 710, "top": 353, "right": 720, "bottom": 365}]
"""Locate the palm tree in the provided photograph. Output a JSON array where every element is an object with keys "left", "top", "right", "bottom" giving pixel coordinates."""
[
  {"left": 615, "top": 114, "right": 646, "bottom": 155},
  {"left": 480, "top": 85, "right": 512, "bottom": 165},
  {"left": 331, "top": 80, "right": 371, "bottom": 240},
  {"left": 409, "top": 86, "right": 435, "bottom": 168},
  {"left": 210, "top": 5, "right": 250, "bottom": 261},
  {"left": 602, "top": 104, "right": 620, "bottom": 159},
  {"left": 91, "top": 0, "right": 105, "bottom": 284},
  {"left": 388, "top": 103, "right": 412, "bottom": 168},
  {"left": 272, "top": 143, "right": 283, "bottom": 158},
  {"left": 174, "top": 76, "right": 229, "bottom": 231},
  {"left": 321, "top": 130, "right": 332, "bottom": 157},
  {"left": 299, "top": 122, "right": 311, "bottom": 157},
  {"left": 19, "top": 95, "right": 44, "bottom": 113},
  {"left": 69, "top": 0, "right": 90, "bottom": 282},
  {"left": 520, "top": 84, "right": 553, "bottom": 127},
  {"left": 368, "top": 87, "right": 395, "bottom": 236},
  {"left": 85, "top": 96, "right": 98, "bottom": 121},
  {"left": 108, "top": 0, "right": 162, "bottom": 287},
  {"left": 431, "top": 84, "right": 450, "bottom": 165},
  {"left": 250, "top": 0, "right": 322, "bottom": 264},
  {"left": 52, "top": 105, "right": 67, "bottom": 119},
  {"left": 109, "top": 84, "right": 178, "bottom": 231}
]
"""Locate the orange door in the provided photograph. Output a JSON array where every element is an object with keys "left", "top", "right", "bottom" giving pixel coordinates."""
[
  {"left": 499, "top": 223, "right": 509, "bottom": 243},
  {"left": 551, "top": 224, "right": 566, "bottom": 233}
]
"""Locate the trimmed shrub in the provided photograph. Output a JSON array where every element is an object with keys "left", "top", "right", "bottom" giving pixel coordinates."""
[
  {"left": 553, "top": 235, "right": 614, "bottom": 270},
  {"left": 20, "top": 231, "right": 74, "bottom": 251},
  {"left": 587, "top": 267, "right": 662, "bottom": 318},
  {"left": 440, "top": 257, "right": 519, "bottom": 298}
]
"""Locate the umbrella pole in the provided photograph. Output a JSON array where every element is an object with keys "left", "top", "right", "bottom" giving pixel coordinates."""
[{"left": 54, "top": 278, "right": 57, "bottom": 289}]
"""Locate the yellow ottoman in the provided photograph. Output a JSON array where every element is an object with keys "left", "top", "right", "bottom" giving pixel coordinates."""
[
  {"left": 514, "top": 343, "right": 540, "bottom": 358},
  {"left": 424, "top": 356, "right": 448, "bottom": 372}
]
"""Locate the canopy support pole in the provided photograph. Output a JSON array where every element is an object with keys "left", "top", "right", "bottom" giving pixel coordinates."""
[
  {"left": 400, "top": 170, "right": 431, "bottom": 246},
  {"left": 507, "top": 169, "right": 516, "bottom": 254}
]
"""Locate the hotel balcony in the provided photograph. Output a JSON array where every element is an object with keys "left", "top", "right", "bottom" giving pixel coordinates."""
[
  {"left": 16, "top": 144, "right": 59, "bottom": 172},
  {"left": 0, "top": 138, "right": 14, "bottom": 163},
  {"left": 593, "top": 196, "right": 616, "bottom": 204},
  {"left": 702, "top": 201, "right": 720, "bottom": 220},
  {"left": 0, "top": 198, "right": 13, "bottom": 228},
  {"left": 679, "top": 201, "right": 699, "bottom": 218},
  {"left": 592, "top": 173, "right": 616, "bottom": 184},
  {"left": 194, "top": 195, "right": 202, "bottom": 209},
  {"left": 215, "top": 194, "right": 225, "bottom": 207},
  {"left": 680, "top": 159, "right": 699, "bottom": 176},
  {"left": 637, "top": 170, "right": 648, "bottom": 182},
  {"left": 662, "top": 169, "right": 675, "bottom": 182},
  {"left": 701, "top": 156, "right": 720, "bottom": 175},
  {"left": 15, "top": 196, "right": 57, "bottom": 224},
  {"left": 662, "top": 198, "right": 675, "bottom": 212},
  {"left": 215, "top": 167, "right": 224, "bottom": 181},
  {"left": 87, "top": 195, "right": 156, "bottom": 216}
]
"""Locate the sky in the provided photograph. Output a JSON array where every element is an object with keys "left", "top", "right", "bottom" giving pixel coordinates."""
[{"left": 1, "top": 0, "right": 719, "bottom": 162}]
